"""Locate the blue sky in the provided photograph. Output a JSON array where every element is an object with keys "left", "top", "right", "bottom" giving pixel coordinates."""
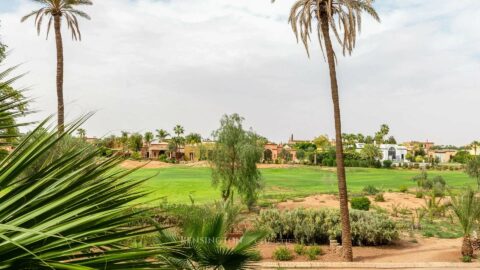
[
  {"left": 0, "top": 1, "right": 20, "bottom": 12},
  {"left": 0, "top": 0, "right": 479, "bottom": 145}
]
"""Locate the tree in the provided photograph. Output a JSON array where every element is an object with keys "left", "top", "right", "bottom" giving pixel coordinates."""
[
  {"left": 211, "top": 114, "right": 263, "bottom": 209},
  {"left": 144, "top": 131, "right": 154, "bottom": 146},
  {"left": 360, "top": 144, "right": 382, "bottom": 165},
  {"left": 313, "top": 135, "right": 331, "bottom": 151},
  {"left": 155, "top": 129, "right": 170, "bottom": 142},
  {"left": 465, "top": 156, "right": 480, "bottom": 190},
  {"left": 365, "top": 135, "right": 374, "bottom": 144},
  {"left": 120, "top": 131, "right": 129, "bottom": 153},
  {"left": 171, "top": 125, "right": 185, "bottom": 160},
  {"left": 76, "top": 128, "right": 86, "bottom": 139},
  {"left": 185, "top": 132, "right": 202, "bottom": 144},
  {"left": 453, "top": 150, "right": 472, "bottom": 164},
  {"left": 128, "top": 132, "right": 143, "bottom": 152},
  {"left": 22, "top": 0, "right": 92, "bottom": 133},
  {"left": 470, "top": 141, "right": 479, "bottom": 156},
  {"left": 386, "top": 136, "right": 397, "bottom": 144},
  {"left": 279, "top": 2, "right": 380, "bottom": 259},
  {"left": 173, "top": 124, "right": 185, "bottom": 137},
  {"left": 296, "top": 149, "right": 306, "bottom": 161},
  {"left": 279, "top": 148, "right": 292, "bottom": 162},
  {"left": 450, "top": 188, "right": 480, "bottom": 257},
  {"left": 375, "top": 124, "right": 390, "bottom": 144}
]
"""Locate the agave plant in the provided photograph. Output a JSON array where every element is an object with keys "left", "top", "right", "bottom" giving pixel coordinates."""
[
  {"left": 450, "top": 188, "right": 480, "bottom": 257},
  {"left": 0, "top": 69, "right": 177, "bottom": 269},
  {"left": 158, "top": 211, "right": 265, "bottom": 270}
]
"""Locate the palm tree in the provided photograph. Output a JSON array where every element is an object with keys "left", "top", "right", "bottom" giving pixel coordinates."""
[
  {"left": 156, "top": 129, "right": 170, "bottom": 142},
  {"left": 120, "top": 130, "right": 129, "bottom": 153},
  {"left": 174, "top": 124, "right": 185, "bottom": 137},
  {"left": 21, "top": 0, "right": 92, "bottom": 133},
  {"left": 470, "top": 141, "right": 479, "bottom": 156},
  {"left": 276, "top": 0, "right": 380, "bottom": 261},
  {"left": 450, "top": 188, "right": 480, "bottom": 257},
  {"left": 144, "top": 131, "right": 154, "bottom": 145},
  {"left": 77, "top": 127, "right": 86, "bottom": 139}
]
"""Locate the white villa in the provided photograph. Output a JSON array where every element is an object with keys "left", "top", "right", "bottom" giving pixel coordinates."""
[{"left": 355, "top": 143, "right": 408, "bottom": 163}]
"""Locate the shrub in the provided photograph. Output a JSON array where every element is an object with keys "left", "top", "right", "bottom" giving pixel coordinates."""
[
  {"left": 415, "top": 191, "right": 424, "bottom": 198},
  {"left": 374, "top": 193, "right": 385, "bottom": 202},
  {"left": 249, "top": 250, "right": 262, "bottom": 261},
  {"left": 293, "top": 244, "right": 305, "bottom": 255},
  {"left": 130, "top": 151, "right": 142, "bottom": 160},
  {"left": 383, "top": 160, "right": 393, "bottom": 168},
  {"left": 158, "top": 154, "right": 168, "bottom": 162},
  {"left": 351, "top": 197, "right": 371, "bottom": 211},
  {"left": 399, "top": 185, "right": 408, "bottom": 193},
  {"left": 362, "top": 185, "right": 380, "bottom": 195},
  {"left": 273, "top": 247, "right": 293, "bottom": 261},
  {"left": 255, "top": 208, "right": 398, "bottom": 246},
  {"left": 306, "top": 246, "right": 323, "bottom": 260},
  {"left": 462, "top": 255, "right": 472, "bottom": 263}
]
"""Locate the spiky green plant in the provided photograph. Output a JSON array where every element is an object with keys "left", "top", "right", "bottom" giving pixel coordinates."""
[
  {"left": 0, "top": 69, "right": 176, "bottom": 269},
  {"left": 158, "top": 212, "right": 266, "bottom": 270},
  {"left": 450, "top": 188, "right": 480, "bottom": 257}
]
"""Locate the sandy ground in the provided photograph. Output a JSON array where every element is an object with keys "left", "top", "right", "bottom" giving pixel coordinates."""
[
  {"left": 277, "top": 192, "right": 428, "bottom": 212},
  {"left": 257, "top": 237, "right": 467, "bottom": 263}
]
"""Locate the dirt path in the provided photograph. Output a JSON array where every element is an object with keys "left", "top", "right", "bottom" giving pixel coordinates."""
[
  {"left": 257, "top": 238, "right": 467, "bottom": 263},
  {"left": 276, "top": 192, "right": 427, "bottom": 212}
]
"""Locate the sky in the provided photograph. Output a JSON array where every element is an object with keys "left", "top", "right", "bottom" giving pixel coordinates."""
[{"left": 0, "top": 0, "right": 479, "bottom": 145}]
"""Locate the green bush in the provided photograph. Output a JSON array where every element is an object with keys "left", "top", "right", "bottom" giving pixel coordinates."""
[
  {"left": 399, "top": 185, "right": 408, "bottom": 193},
  {"left": 415, "top": 191, "right": 424, "bottom": 198},
  {"left": 249, "top": 250, "right": 262, "bottom": 261},
  {"left": 273, "top": 247, "right": 294, "bottom": 261},
  {"left": 462, "top": 255, "right": 472, "bottom": 263},
  {"left": 293, "top": 244, "right": 305, "bottom": 255},
  {"left": 255, "top": 208, "right": 398, "bottom": 246},
  {"left": 362, "top": 185, "right": 379, "bottom": 195},
  {"left": 374, "top": 193, "right": 385, "bottom": 202},
  {"left": 306, "top": 246, "right": 323, "bottom": 260},
  {"left": 351, "top": 196, "right": 371, "bottom": 211},
  {"left": 383, "top": 160, "right": 393, "bottom": 168}
]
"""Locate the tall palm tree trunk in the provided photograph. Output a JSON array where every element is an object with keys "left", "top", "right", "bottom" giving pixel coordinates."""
[
  {"left": 320, "top": 6, "right": 353, "bottom": 262},
  {"left": 54, "top": 14, "right": 65, "bottom": 133}
]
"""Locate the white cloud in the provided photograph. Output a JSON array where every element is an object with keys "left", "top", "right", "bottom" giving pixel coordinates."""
[{"left": 1, "top": 0, "right": 479, "bottom": 145}]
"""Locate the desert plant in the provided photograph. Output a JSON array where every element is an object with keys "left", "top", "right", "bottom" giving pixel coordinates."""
[
  {"left": 462, "top": 255, "right": 472, "bottom": 263},
  {"left": 363, "top": 185, "right": 380, "bottom": 195},
  {"left": 351, "top": 197, "right": 371, "bottom": 211},
  {"left": 273, "top": 247, "right": 294, "bottom": 261},
  {"left": 0, "top": 113, "right": 173, "bottom": 267},
  {"left": 374, "top": 193, "right": 386, "bottom": 202},
  {"left": 399, "top": 185, "right": 409, "bottom": 193},
  {"left": 255, "top": 208, "right": 398, "bottom": 246},
  {"left": 158, "top": 213, "right": 266, "bottom": 269},
  {"left": 422, "top": 191, "right": 447, "bottom": 222},
  {"left": 294, "top": 244, "right": 306, "bottom": 255},
  {"left": 450, "top": 188, "right": 480, "bottom": 257},
  {"left": 306, "top": 246, "right": 323, "bottom": 260}
]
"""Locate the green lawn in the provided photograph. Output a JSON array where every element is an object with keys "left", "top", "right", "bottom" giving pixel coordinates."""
[{"left": 131, "top": 166, "right": 473, "bottom": 204}]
